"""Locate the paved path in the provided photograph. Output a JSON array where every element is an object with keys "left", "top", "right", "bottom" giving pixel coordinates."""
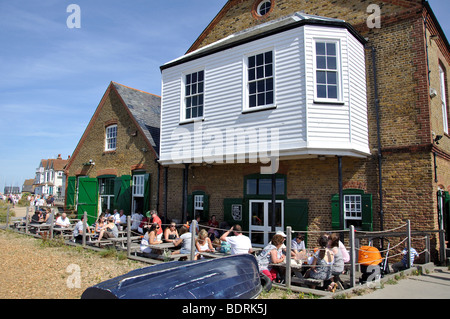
[{"left": 353, "top": 266, "right": 450, "bottom": 299}]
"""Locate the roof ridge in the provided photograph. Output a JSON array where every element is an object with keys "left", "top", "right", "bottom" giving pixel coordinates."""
[{"left": 111, "top": 81, "right": 161, "bottom": 98}]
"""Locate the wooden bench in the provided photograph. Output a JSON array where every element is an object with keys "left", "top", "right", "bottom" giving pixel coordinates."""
[{"left": 291, "top": 276, "right": 325, "bottom": 288}]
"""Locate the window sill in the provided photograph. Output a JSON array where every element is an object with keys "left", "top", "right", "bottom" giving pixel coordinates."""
[
  {"left": 313, "top": 99, "right": 345, "bottom": 105},
  {"left": 103, "top": 150, "right": 116, "bottom": 155},
  {"left": 179, "top": 118, "right": 205, "bottom": 125},
  {"left": 242, "top": 104, "right": 277, "bottom": 114}
]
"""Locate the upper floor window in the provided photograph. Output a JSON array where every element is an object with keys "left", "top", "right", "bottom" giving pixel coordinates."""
[
  {"left": 247, "top": 51, "right": 274, "bottom": 109},
  {"left": 184, "top": 70, "right": 204, "bottom": 120},
  {"left": 105, "top": 124, "right": 117, "bottom": 151},
  {"left": 439, "top": 64, "right": 449, "bottom": 135},
  {"left": 257, "top": 0, "right": 272, "bottom": 16},
  {"left": 315, "top": 40, "right": 340, "bottom": 101}
]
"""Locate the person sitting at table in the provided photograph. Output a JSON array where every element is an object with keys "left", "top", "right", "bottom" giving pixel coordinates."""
[
  {"left": 256, "top": 234, "right": 286, "bottom": 282},
  {"left": 55, "top": 212, "right": 71, "bottom": 228},
  {"left": 131, "top": 211, "right": 143, "bottom": 234},
  {"left": 220, "top": 224, "right": 253, "bottom": 255},
  {"left": 31, "top": 209, "right": 44, "bottom": 224},
  {"left": 291, "top": 233, "right": 307, "bottom": 260},
  {"left": 172, "top": 226, "right": 199, "bottom": 259},
  {"left": 149, "top": 210, "right": 163, "bottom": 241},
  {"left": 196, "top": 229, "right": 215, "bottom": 256},
  {"left": 73, "top": 216, "right": 91, "bottom": 243},
  {"left": 164, "top": 222, "right": 179, "bottom": 243},
  {"left": 304, "top": 235, "right": 335, "bottom": 290},
  {"left": 97, "top": 216, "right": 118, "bottom": 241},
  {"left": 95, "top": 216, "right": 106, "bottom": 235},
  {"left": 140, "top": 223, "right": 162, "bottom": 256},
  {"left": 207, "top": 215, "right": 219, "bottom": 240}
]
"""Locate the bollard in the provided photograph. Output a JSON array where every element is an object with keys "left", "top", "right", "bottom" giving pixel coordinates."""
[{"left": 50, "top": 210, "right": 54, "bottom": 239}]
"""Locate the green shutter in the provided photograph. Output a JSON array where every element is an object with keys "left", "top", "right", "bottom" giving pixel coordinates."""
[
  {"left": 66, "top": 176, "right": 76, "bottom": 210},
  {"left": 77, "top": 178, "right": 98, "bottom": 225},
  {"left": 444, "top": 192, "right": 450, "bottom": 243},
  {"left": 203, "top": 194, "right": 210, "bottom": 221},
  {"left": 143, "top": 174, "right": 151, "bottom": 213},
  {"left": 114, "top": 175, "right": 131, "bottom": 214},
  {"left": 285, "top": 199, "right": 309, "bottom": 245},
  {"left": 361, "top": 193, "right": 373, "bottom": 231},
  {"left": 331, "top": 194, "right": 340, "bottom": 230},
  {"left": 223, "top": 198, "right": 244, "bottom": 230}
]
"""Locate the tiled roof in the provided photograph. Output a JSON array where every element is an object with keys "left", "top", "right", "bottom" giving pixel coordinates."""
[{"left": 112, "top": 82, "right": 161, "bottom": 156}]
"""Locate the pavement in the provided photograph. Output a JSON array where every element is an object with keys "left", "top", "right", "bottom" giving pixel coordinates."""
[{"left": 351, "top": 265, "right": 450, "bottom": 299}]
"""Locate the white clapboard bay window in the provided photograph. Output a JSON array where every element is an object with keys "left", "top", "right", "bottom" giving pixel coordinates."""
[{"left": 159, "top": 12, "right": 370, "bottom": 165}]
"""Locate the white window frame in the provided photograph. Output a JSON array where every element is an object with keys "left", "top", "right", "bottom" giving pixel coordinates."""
[
  {"left": 243, "top": 49, "right": 276, "bottom": 112},
  {"left": 105, "top": 124, "right": 117, "bottom": 151},
  {"left": 439, "top": 64, "right": 449, "bottom": 135},
  {"left": 133, "top": 174, "right": 145, "bottom": 197},
  {"left": 257, "top": 0, "right": 272, "bottom": 16},
  {"left": 181, "top": 69, "right": 205, "bottom": 122},
  {"left": 194, "top": 195, "right": 204, "bottom": 211},
  {"left": 313, "top": 39, "right": 343, "bottom": 103},
  {"left": 344, "top": 194, "right": 362, "bottom": 228}
]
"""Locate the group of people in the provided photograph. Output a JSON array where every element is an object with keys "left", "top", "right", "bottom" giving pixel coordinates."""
[{"left": 256, "top": 232, "right": 350, "bottom": 291}]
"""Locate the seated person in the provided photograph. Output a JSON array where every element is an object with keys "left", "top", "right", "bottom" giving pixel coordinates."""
[
  {"left": 164, "top": 222, "right": 179, "bottom": 243},
  {"left": 98, "top": 216, "right": 118, "bottom": 241},
  {"left": 55, "top": 213, "right": 71, "bottom": 228},
  {"left": 73, "top": 216, "right": 91, "bottom": 243},
  {"left": 291, "top": 233, "right": 307, "bottom": 260},
  {"left": 172, "top": 226, "right": 199, "bottom": 259},
  {"left": 196, "top": 229, "right": 215, "bottom": 255}
]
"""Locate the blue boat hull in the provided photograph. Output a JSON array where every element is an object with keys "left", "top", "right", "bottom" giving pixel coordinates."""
[{"left": 81, "top": 254, "right": 264, "bottom": 299}]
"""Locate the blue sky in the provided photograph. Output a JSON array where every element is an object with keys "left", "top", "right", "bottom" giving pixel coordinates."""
[{"left": 0, "top": 0, "right": 449, "bottom": 192}]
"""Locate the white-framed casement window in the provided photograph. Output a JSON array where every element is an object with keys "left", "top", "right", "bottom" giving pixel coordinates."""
[
  {"left": 105, "top": 124, "right": 117, "bottom": 151},
  {"left": 133, "top": 174, "right": 145, "bottom": 197},
  {"left": 344, "top": 194, "right": 362, "bottom": 229},
  {"left": 439, "top": 64, "right": 449, "bottom": 135},
  {"left": 246, "top": 50, "right": 274, "bottom": 110},
  {"left": 194, "top": 194, "right": 204, "bottom": 214},
  {"left": 183, "top": 70, "right": 204, "bottom": 121},
  {"left": 314, "top": 40, "right": 341, "bottom": 102}
]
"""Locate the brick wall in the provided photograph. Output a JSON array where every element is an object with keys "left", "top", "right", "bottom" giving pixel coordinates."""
[{"left": 66, "top": 87, "right": 161, "bottom": 213}]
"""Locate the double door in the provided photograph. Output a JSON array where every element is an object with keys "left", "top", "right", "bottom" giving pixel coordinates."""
[{"left": 249, "top": 199, "right": 284, "bottom": 247}]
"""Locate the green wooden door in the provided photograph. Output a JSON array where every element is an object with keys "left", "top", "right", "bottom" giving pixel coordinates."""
[{"left": 77, "top": 178, "right": 98, "bottom": 225}]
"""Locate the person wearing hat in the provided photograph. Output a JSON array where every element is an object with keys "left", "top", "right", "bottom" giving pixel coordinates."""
[{"left": 147, "top": 210, "right": 163, "bottom": 241}]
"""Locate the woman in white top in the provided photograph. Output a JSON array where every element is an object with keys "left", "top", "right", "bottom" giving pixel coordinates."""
[{"left": 196, "top": 229, "right": 214, "bottom": 254}]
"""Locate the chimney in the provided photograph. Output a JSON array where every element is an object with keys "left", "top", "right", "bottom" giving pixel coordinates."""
[{"left": 57, "top": 154, "right": 62, "bottom": 160}]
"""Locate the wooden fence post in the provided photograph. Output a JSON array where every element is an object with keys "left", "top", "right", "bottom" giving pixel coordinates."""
[
  {"left": 25, "top": 206, "right": 29, "bottom": 235},
  {"left": 406, "top": 220, "right": 411, "bottom": 269},
  {"left": 285, "top": 226, "right": 292, "bottom": 289},
  {"left": 349, "top": 225, "right": 356, "bottom": 288},
  {"left": 127, "top": 216, "right": 131, "bottom": 257},
  {"left": 190, "top": 220, "right": 197, "bottom": 261},
  {"left": 82, "top": 211, "right": 87, "bottom": 247}
]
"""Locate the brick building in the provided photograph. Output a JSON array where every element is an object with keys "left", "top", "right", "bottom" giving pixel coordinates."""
[
  {"left": 64, "top": 82, "right": 161, "bottom": 224},
  {"left": 159, "top": 0, "right": 450, "bottom": 257}
]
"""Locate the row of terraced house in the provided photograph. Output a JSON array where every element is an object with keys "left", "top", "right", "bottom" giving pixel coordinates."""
[{"left": 62, "top": 0, "right": 449, "bottom": 262}]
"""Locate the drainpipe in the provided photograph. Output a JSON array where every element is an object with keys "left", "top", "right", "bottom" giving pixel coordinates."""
[
  {"left": 368, "top": 45, "right": 384, "bottom": 233},
  {"left": 182, "top": 163, "right": 189, "bottom": 223}
]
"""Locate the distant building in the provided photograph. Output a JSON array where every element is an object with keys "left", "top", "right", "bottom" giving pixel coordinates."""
[
  {"left": 4, "top": 186, "right": 20, "bottom": 195},
  {"left": 34, "top": 154, "right": 69, "bottom": 199},
  {"left": 22, "top": 179, "right": 35, "bottom": 194}
]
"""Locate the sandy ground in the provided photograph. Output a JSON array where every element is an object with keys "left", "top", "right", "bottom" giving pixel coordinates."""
[{"left": 0, "top": 228, "right": 146, "bottom": 299}]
